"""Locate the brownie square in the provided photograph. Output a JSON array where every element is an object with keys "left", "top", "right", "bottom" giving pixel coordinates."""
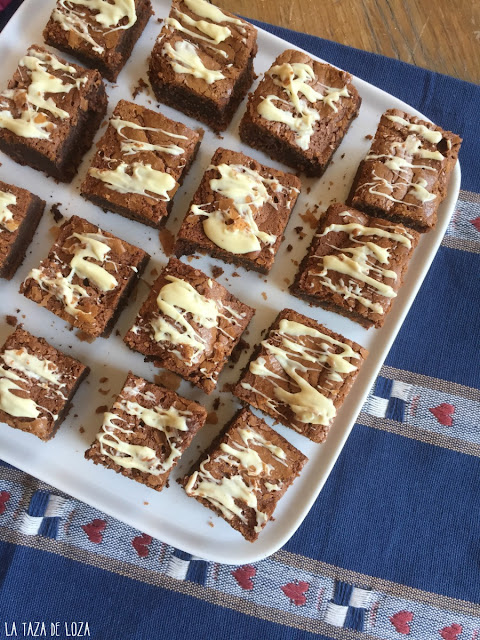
[
  {"left": 148, "top": 0, "right": 257, "bottom": 132},
  {"left": 81, "top": 99, "right": 203, "bottom": 228},
  {"left": 85, "top": 371, "right": 207, "bottom": 491},
  {"left": 182, "top": 407, "right": 307, "bottom": 541},
  {"left": 20, "top": 215, "right": 149, "bottom": 339},
  {"left": 233, "top": 309, "right": 367, "bottom": 443},
  {"left": 291, "top": 203, "right": 419, "bottom": 329},
  {"left": 0, "top": 45, "right": 107, "bottom": 182},
  {"left": 174, "top": 147, "right": 301, "bottom": 273},
  {"left": 43, "top": 0, "right": 153, "bottom": 82},
  {"left": 239, "top": 49, "right": 361, "bottom": 177},
  {"left": 0, "top": 180, "right": 45, "bottom": 280},
  {"left": 124, "top": 257, "right": 255, "bottom": 393},
  {"left": 348, "top": 109, "right": 462, "bottom": 232},
  {"left": 0, "top": 327, "right": 89, "bottom": 440}
]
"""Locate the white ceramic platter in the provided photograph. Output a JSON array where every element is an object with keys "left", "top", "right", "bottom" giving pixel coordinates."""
[{"left": 0, "top": 0, "right": 460, "bottom": 564}]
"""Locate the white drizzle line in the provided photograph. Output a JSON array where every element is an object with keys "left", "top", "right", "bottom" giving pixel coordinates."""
[
  {"left": 96, "top": 383, "right": 192, "bottom": 475},
  {"left": 257, "top": 62, "right": 349, "bottom": 150},
  {"left": 0, "top": 48, "right": 88, "bottom": 140},
  {"left": 0, "top": 190, "right": 17, "bottom": 233},
  {"left": 162, "top": 40, "right": 225, "bottom": 84},
  {"left": 52, "top": 0, "right": 137, "bottom": 55},
  {"left": 185, "top": 425, "right": 287, "bottom": 533},
  {"left": 26, "top": 231, "right": 119, "bottom": 320},
  {"left": 147, "top": 275, "right": 244, "bottom": 366},
  {"left": 360, "top": 171, "right": 436, "bottom": 207},
  {"left": 190, "top": 163, "right": 292, "bottom": 254},
  {"left": 242, "top": 319, "right": 361, "bottom": 427},
  {"left": 110, "top": 118, "right": 188, "bottom": 157},
  {"left": 88, "top": 160, "right": 176, "bottom": 201},
  {"left": 385, "top": 114, "right": 443, "bottom": 144}
]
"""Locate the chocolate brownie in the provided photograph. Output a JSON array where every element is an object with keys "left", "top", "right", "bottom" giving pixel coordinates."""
[
  {"left": 20, "top": 215, "right": 149, "bottom": 339},
  {"left": 348, "top": 109, "right": 462, "bottom": 232},
  {"left": 148, "top": 0, "right": 257, "bottom": 132},
  {"left": 233, "top": 309, "right": 368, "bottom": 443},
  {"left": 85, "top": 371, "right": 207, "bottom": 491},
  {"left": 182, "top": 407, "right": 307, "bottom": 541},
  {"left": 291, "top": 203, "right": 419, "bottom": 329},
  {"left": 124, "top": 257, "right": 254, "bottom": 393},
  {"left": 0, "top": 327, "right": 89, "bottom": 440},
  {"left": 81, "top": 99, "right": 203, "bottom": 228},
  {"left": 0, "top": 180, "right": 45, "bottom": 280},
  {"left": 239, "top": 49, "right": 361, "bottom": 177},
  {"left": 175, "top": 147, "right": 301, "bottom": 273},
  {"left": 43, "top": 0, "right": 153, "bottom": 82},
  {"left": 0, "top": 45, "right": 107, "bottom": 182}
]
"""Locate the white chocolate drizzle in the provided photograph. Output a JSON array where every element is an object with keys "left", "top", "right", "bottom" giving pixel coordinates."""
[
  {"left": 88, "top": 160, "right": 176, "bottom": 201},
  {"left": 190, "top": 163, "right": 291, "bottom": 254},
  {"left": 145, "top": 274, "right": 244, "bottom": 368},
  {"left": 385, "top": 114, "right": 443, "bottom": 144},
  {"left": 52, "top": 0, "right": 137, "bottom": 55},
  {"left": 26, "top": 230, "right": 120, "bottom": 319},
  {"left": 0, "top": 190, "right": 17, "bottom": 233},
  {"left": 110, "top": 118, "right": 188, "bottom": 157},
  {"left": 0, "top": 345, "right": 69, "bottom": 420},
  {"left": 242, "top": 319, "right": 361, "bottom": 427},
  {"left": 0, "top": 48, "right": 88, "bottom": 140},
  {"left": 96, "top": 383, "right": 192, "bottom": 475},
  {"left": 308, "top": 219, "right": 413, "bottom": 314},
  {"left": 162, "top": 40, "right": 225, "bottom": 84},
  {"left": 185, "top": 424, "right": 287, "bottom": 533},
  {"left": 257, "top": 62, "right": 349, "bottom": 150}
]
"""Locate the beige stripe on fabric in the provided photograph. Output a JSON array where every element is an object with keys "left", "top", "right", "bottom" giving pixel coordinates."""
[
  {"left": 357, "top": 412, "right": 480, "bottom": 457},
  {"left": 379, "top": 365, "right": 480, "bottom": 402},
  {"left": 0, "top": 526, "right": 375, "bottom": 640}
]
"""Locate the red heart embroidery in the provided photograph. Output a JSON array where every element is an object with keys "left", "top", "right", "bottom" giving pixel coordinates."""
[
  {"left": 429, "top": 403, "right": 455, "bottom": 426},
  {"left": 132, "top": 533, "right": 152, "bottom": 558},
  {"left": 281, "top": 581, "right": 309, "bottom": 606},
  {"left": 470, "top": 217, "right": 480, "bottom": 233},
  {"left": 231, "top": 564, "right": 256, "bottom": 590},
  {"left": 439, "top": 624, "right": 463, "bottom": 640},
  {"left": 81, "top": 519, "right": 106, "bottom": 544},
  {"left": 0, "top": 491, "right": 11, "bottom": 515},
  {"left": 390, "top": 610, "right": 414, "bottom": 634}
]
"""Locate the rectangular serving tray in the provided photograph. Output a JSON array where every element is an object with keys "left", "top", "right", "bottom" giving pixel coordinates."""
[{"left": 0, "top": 0, "right": 460, "bottom": 564}]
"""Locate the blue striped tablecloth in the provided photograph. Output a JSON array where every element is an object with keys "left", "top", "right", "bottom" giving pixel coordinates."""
[{"left": 0, "top": 6, "right": 479, "bottom": 640}]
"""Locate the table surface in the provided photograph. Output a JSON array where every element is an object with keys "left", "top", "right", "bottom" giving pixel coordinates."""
[{"left": 217, "top": 0, "right": 480, "bottom": 84}]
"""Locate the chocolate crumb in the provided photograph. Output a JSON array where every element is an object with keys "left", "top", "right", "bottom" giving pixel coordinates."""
[
  {"left": 299, "top": 206, "right": 319, "bottom": 230},
  {"left": 206, "top": 411, "right": 218, "bottom": 425},
  {"left": 115, "top": 329, "right": 121, "bottom": 337},
  {"left": 155, "top": 371, "right": 181, "bottom": 391},
  {"left": 144, "top": 501, "right": 149, "bottom": 506},
  {"left": 49, "top": 225, "right": 61, "bottom": 240},
  {"left": 75, "top": 330, "right": 96, "bottom": 343},
  {"left": 286, "top": 244, "right": 293, "bottom": 252},
  {"left": 294, "top": 226, "right": 306, "bottom": 239},
  {"left": 79, "top": 426, "right": 85, "bottom": 434},
  {"left": 132, "top": 77, "right": 148, "bottom": 99},
  {"left": 232, "top": 271, "right": 240, "bottom": 278},
  {"left": 99, "top": 376, "right": 109, "bottom": 384},
  {"left": 95, "top": 405, "right": 108, "bottom": 414},
  {"left": 50, "top": 203, "right": 64, "bottom": 223},
  {"left": 306, "top": 186, "right": 311, "bottom": 194},
  {"left": 341, "top": 153, "right": 345, "bottom": 159},
  {"left": 213, "top": 397, "right": 220, "bottom": 411},
  {"left": 365, "top": 134, "right": 373, "bottom": 140},
  {"left": 159, "top": 228, "right": 175, "bottom": 256},
  {"left": 5, "top": 315, "right": 17, "bottom": 327},
  {"left": 211, "top": 265, "right": 224, "bottom": 278},
  {"left": 207, "top": 521, "right": 214, "bottom": 528}
]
